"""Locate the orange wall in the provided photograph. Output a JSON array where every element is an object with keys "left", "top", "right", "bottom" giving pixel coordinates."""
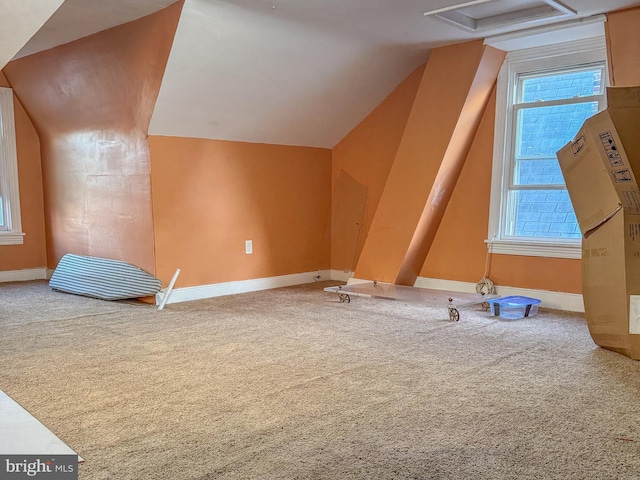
[
  {"left": 331, "top": 64, "right": 425, "bottom": 272},
  {"left": 2, "top": 2, "right": 182, "bottom": 273},
  {"left": 419, "top": 8, "right": 640, "bottom": 294},
  {"left": 150, "top": 136, "right": 332, "bottom": 288},
  {"left": 393, "top": 44, "right": 505, "bottom": 285},
  {"left": 421, "top": 90, "right": 582, "bottom": 293},
  {"left": 3, "top": 4, "right": 640, "bottom": 295},
  {"left": 334, "top": 39, "right": 583, "bottom": 293},
  {"left": 333, "top": 8, "right": 640, "bottom": 294},
  {"left": 332, "top": 10, "right": 640, "bottom": 295},
  {"left": 0, "top": 73, "right": 46, "bottom": 272},
  {"left": 354, "top": 41, "right": 504, "bottom": 284}
]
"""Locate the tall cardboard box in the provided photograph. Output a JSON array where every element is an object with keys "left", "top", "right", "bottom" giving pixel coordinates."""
[{"left": 557, "top": 86, "right": 640, "bottom": 360}]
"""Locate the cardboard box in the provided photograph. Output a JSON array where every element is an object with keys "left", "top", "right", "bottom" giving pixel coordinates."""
[{"left": 557, "top": 86, "right": 640, "bottom": 360}]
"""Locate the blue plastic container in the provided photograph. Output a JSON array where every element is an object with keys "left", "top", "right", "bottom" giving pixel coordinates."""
[{"left": 488, "top": 296, "right": 541, "bottom": 319}]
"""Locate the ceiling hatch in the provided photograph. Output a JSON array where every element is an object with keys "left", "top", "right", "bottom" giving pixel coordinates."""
[{"left": 423, "top": 0, "right": 577, "bottom": 32}]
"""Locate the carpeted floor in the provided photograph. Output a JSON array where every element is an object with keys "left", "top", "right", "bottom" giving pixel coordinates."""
[{"left": 1, "top": 280, "right": 639, "bottom": 479}]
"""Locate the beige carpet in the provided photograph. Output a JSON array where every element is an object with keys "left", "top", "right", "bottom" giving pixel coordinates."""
[{"left": 1, "top": 280, "right": 639, "bottom": 479}]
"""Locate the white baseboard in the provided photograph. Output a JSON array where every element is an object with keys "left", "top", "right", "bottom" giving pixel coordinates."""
[
  {"left": 415, "top": 276, "right": 584, "bottom": 312},
  {"left": 340, "top": 276, "right": 583, "bottom": 312},
  {"left": 0, "top": 268, "right": 48, "bottom": 283},
  {"left": 156, "top": 269, "right": 334, "bottom": 305},
  {"left": 154, "top": 270, "right": 583, "bottom": 312},
  {"left": 329, "top": 270, "right": 354, "bottom": 282}
]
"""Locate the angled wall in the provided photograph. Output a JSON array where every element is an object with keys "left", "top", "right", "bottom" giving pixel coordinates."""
[
  {"left": 420, "top": 90, "right": 582, "bottom": 293},
  {"left": 331, "top": 64, "right": 426, "bottom": 273},
  {"left": 335, "top": 35, "right": 606, "bottom": 295},
  {"left": 354, "top": 41, "right": 505, "bottom": 285},
  {"left": 3, "top": 2, "right": 183, "bottom": 273}
]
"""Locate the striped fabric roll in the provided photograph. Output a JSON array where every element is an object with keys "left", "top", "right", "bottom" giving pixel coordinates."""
[{"left": 49, "top": 254, "right": 162, "bottom": 301}]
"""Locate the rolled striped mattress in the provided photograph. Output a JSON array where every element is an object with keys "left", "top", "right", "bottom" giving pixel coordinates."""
[{"left": 49, "top": 254, "right": 162, "bottom": 301}]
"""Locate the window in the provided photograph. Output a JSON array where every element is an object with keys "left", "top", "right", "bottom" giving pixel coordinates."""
[
  {"left": 488, "top": 37, "right": 607, "bottom": 258},
  {"left": 0, "top": 87, "right": 24, "bottom": 245}
]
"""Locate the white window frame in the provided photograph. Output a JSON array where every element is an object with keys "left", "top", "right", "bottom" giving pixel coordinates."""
[
  {"left": 488, "top": 36, "right": 608, "bottom": 259},
  {"left": 0, "top": 87, "right": 24, "bottom": 245}
]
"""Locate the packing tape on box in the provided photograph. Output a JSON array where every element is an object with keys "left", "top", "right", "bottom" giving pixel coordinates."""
[
  {"left": 582, "top": 247, "right": 609, "bottom": 258},
  {"left": 587, "top": 314, "right": 619, "bottom": 327}
]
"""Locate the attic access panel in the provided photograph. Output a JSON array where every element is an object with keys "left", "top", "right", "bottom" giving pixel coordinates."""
[{"left": 424, "top": 0, "right": 576, "bottom": 32}]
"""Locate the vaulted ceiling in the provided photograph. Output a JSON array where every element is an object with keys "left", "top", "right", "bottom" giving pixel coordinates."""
[{"left": 4, "top": 0, "right": 640, "bottom": 148}]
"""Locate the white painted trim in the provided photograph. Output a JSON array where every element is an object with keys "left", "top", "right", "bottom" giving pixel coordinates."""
[
  {"left": 415, "top": 276, "right": 584, "bottom": 312},
  {"left": 429, "top": 0, "right": 576, "bottom": 34},
  {"left": 0, "top": 268, "right": 47, "bottom": 283},
  {"left": 0, "top": 88, "right": 22, "bottom": 240},
  {"left": 156, "top": 270, "right": 333, "bottom": 305},
  {"left": 46, "top": 268, "right": 55, "bottom": 279},
  {"left": 486, "top": 239, "right": 581, "bottom": 259},
  {"left": 484, "top": 14, "right": 606, "bottom": 52},
  {"left": 423, "top": 0, "right": 492, "bottom": 17},
  {"left": 0, "top": 232, "right": 24, "bottom": 245},
  {"left": 329, "top": 270, "right": 353, "bottom": 282},
  {"left": 490, "top": 285, "right": 583, "bottom": 312},
  {"left": 153, "top": 269, "right": 584, "bottom": 312},
  {"left": 488, "top": 37, "right": 607, "bottom": 260}
]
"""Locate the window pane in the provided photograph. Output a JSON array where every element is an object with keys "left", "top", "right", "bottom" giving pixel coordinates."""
[
  {"left": 505, "top": 189, "right": 581, "bottom": 239},
  {"left": 521, "top": 69, "right": 603, "bottom": 103},
  {"left": 513, "top": 158, "right": 565, "bottom": 185},
  {"left": 516, "top": 102, "right": 599, "bottom": 158}
]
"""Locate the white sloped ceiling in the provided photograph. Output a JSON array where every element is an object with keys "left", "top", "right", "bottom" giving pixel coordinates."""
[
  {"left": 148, "top": 0, "right": 640, "bottom": 148},
  {"left": 0, "top": 0, "right": 65, "bottom": 70},
  {"left": 148, "top": 0, "right": 434, "bottom": 148},
  {"left": 9, "top": 0, "right": 640, "bottom": 148}
]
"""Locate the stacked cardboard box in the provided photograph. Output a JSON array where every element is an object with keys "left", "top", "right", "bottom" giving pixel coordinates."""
[{"left": 557, "top": 87, "right": 640, "bottom": 360}]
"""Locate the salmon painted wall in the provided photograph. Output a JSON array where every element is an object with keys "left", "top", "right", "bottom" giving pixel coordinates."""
[
  {"left": 420, "top": 90, "right": 582, "bottom": 293},
  {"left": 421, "top": 7, "right": 640, "bottom": 294},
  {"left": 334, "top": 9, "right": 640, "bottom": 295},
  {"left": 331, "top": 64, "right": 425, "bottom": 272},
  {"left": 606, "top": 7, "right": 640, "bottom": 86},
  {"left": 2, "top": 2, "right": 183, "bottom": 273},
  {"left": 333, "top": 39, "right": 583, "bottom": 293},
  {"left": 354, "top": 41, "right": 502, "bottom": 284},
  {"left": 0, "top": 72, "right": 46, "bottom": 272},
  {"left": 393, "top": 44, "right": 505, "bottom": 285},
  {"left": 150, "top": 136, "right": 331, "bottom": 288}
]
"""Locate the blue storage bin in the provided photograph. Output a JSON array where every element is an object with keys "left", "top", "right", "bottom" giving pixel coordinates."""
[{"left": 488, "top": 296, "right": 541, "bottom": 319}]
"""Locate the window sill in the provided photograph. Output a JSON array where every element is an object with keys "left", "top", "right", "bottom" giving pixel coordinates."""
[
  {"left": 485, "top": 238, "right": 581, "bottom": 259},
  {"left": 0, "top": 232, "right": 25, "bottom": 245}
]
